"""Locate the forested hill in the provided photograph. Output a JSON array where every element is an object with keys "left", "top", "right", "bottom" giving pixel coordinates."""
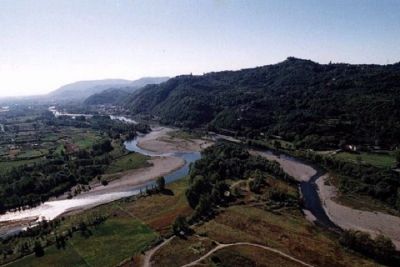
[
  {"left": 84, "top": 77, "right": 170, "bottom": 105},
  {"left": 84, "top": 88, "right": 133, "bottom": 105},
  {"left": 122, "top": 57, "right": 400, "bottom": 149}
]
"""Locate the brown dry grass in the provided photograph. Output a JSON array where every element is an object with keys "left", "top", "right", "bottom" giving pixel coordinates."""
[
  {"left": 202, "top": 245, "right": 305, "bottom": 267},
  {"left": 195, "top": 206, "right": 379, "bottom": 267},
  {"left": 120, "top": 177, "right": 193, "bottom": 235},
  {"left": 152, "top": 236, "right": 217, "bottom": 267},
  {"left": 148, "top": 177, "right": 381, "bottom": 267}
]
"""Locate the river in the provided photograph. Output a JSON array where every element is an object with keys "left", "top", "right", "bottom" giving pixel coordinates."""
[
  {"left": 0, "top": 128, "right": 333, "bottom": 238},
  {"left": 0, "top": 134, "right": 199, "bottom": 238},
  {"left": 48, "top": 106, "right": 137, "bottom": 124},
  {"left": 251, "top": 150, "right": 339, "bottom": 231}
]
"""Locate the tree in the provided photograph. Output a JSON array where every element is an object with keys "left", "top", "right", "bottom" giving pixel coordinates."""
[
  {"left": 186, "top": 175, "right": 210, "bottom": 208},
  {"left": 78, "top": 221, "right": 91, "bottom": 238},
  {"left": 339, "top": 230, "right": 398, "bottom": 264},
  {"left": 195, "top": 194, "right": 212, "bottom": 217},
  {"left": 55, "top": 235, "right": 66, "bottom": 250},
  {"left": 396, "top": 189, "right": 400, "bottom": 210},
  {"left": 33, "top": 241, "right": 44, "bottom": 257},
  {"left": 395, "top": 150, "right": 400, "bottom": 167},
  {"left": 249, "top": 170, "right": 264, "bottom": 193},
  {"left": 172, "top": 216, "right": 190, "bottom": 236},
  {"left": 374, "top": 234, "right": 396, "bottom": 259},
  {"left": 156, "top": 176, "right": 166, "bottom": 192}
]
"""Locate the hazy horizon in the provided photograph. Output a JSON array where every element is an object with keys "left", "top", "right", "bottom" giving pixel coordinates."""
[{"left": 1, "top": 0, "right": 400, "bottom": 97}]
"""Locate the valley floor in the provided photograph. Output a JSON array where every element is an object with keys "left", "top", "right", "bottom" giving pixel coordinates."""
[
  {"left": 2, "top": 127, "right": 399, "bottom": 267},
  {"left": 254, "top": 149, "right": 400, "bottom": 250}
]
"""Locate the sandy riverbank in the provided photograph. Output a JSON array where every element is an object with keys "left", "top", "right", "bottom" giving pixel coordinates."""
[
  {"left": 137, "top": 127, "right": 212, "bottom": 154},
  {"left": 82, "top": 156, "right": 185, "bottom": 196},
  {"left": 0, "top": 128, "right": 192, "bottom": 227},
  {"left": 254, "top": 150, "right": 400, "bottom": 249},
  {"left": 55, "top": 156, "right": 185, "bottom": 219},
  {"left": 251, "top": 151, "right": 316, "bottom": 182},
  {"left": 316, "top": 175, "right": 400, "bottom": 249}
]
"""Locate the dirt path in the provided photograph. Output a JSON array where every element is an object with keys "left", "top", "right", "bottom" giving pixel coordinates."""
[
  {"left": 143, "top": 236, "right": 175, "bottom": 267},
  {"left": 180, "top": 242, "right": 314, "bottom": 267}
]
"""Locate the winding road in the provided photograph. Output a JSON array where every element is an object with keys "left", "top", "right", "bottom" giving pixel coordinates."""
[
  {"left": 143, "top": 236, "right": 175, "bottom": 267},
  {"left": 142, "top": 236, "right": 314, "bottom": 267},
  {"left": 181, "top": 241, "right": 314, "bottom": 267}
]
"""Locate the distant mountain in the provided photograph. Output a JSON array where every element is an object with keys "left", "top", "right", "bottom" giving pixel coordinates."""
[
  {"left": 48, "top": 79, "right": 132, "bottom": 102},
  {"left": 122, "top": 57, "right": 400, "bottom": 149},
  {"left": 49, "top": 77, "right": 169, "bottom": 102},
  {"left": 84, "top": 88, "right": 132, "bottom": 105},
  {"left": 129, "top": 77, "right": 170, "bottom": 88},
  {"left": 84, "top": 77, "right": 169, "bottom": 105}
]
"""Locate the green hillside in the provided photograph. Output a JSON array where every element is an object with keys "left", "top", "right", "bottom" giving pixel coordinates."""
[{"left": 123, "top": 58, "right": 400, "bottom": 149}]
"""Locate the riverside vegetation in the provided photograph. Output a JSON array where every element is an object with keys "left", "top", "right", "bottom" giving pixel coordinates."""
[
  {"left": 4, "top": 142, "right": 394, "bottom": 267},
  {"left": 0, "top": 106, "right": 150, "bottom": 212},
  {"left": 91, "top": 57, "right": 400, "bottom": 217}
]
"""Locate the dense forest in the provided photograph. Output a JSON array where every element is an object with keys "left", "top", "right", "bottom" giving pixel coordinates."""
[
  {"left": 84, "top": 88, "right": 134, "bottom": 106},
  {"left": 186, "top": 142, "right": 294, "bottom": 221},
  {"left": 121, "top": 58, "right": 400, "bottom": 149}
]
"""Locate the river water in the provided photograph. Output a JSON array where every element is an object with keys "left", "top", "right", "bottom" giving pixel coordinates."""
[
  {"left": 48, "top": 106, "right": 137, "bottom": 124},
  {"left": 0, "top": 134, "right": 199, "bottom": 238},
  {"left": 250, "top": 150, "right": 339, "bottom": 231},
  {"left": 0, "top": 126, "right": 334, "bottom": 237},
  {"left": 273, "top": 153, "right": 339, "bottom": 230},
  {"left": 48, "top": 106, "right": 93, "bottom": 119}
]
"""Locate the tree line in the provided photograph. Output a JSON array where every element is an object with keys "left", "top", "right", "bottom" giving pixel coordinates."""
[
  {"left": 185, "top": 142, "right": 294, "bottom": 222},
  {"left": 123, "top": 57, "right": 400, "bottom": 150},
  {"left": 0, "top": 113, "right": 150, "bottom": 213},
  {"left": 292, "top": 150, "right": 400, "bottom": 211}
]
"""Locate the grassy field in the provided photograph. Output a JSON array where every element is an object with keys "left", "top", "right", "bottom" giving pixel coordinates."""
[
  {"left": 151, "top": 178, "right": 381, "bottom": 267},
  {"left": 152, "top": 205, "right": 381, "bottom": 267},
  {"left": 67, "top": 217, "right": 156, "bottom": 267},
  {"left": 105, "top": 152, "right": 151, "bottom": 174},
  {"left": 120, "top": 177, "right": 192, "bottom": 235},
  {"left": 7, "top": 210, "right": 158, "bottom": 267},
  {"left": 152, "top": 235, "right": 217, "bottom": 267},
  {"left": 0, "top": 122, "right": 103, "bottom": 171},
  {"left": 40, "top": 133, "right": 60, "bottom": 142},
  {"left": 0, "top": 158, "right": 42, "bottom": 174},
  {"left": 15, "top": 149, "right": 47, "bottom": 159},
  {"left": 203, "top": 245, "right": 305, "bottom": 267},
  {"left": 334, "top": 151, "right": 396, "bottom": 168},
  {"left": 6, "top": 178, "right": 191, "bottom": 267},
  {"left": 3, "top": 161, "right": 383, "bottom": 267},
  {"left": 71, "top": 131, "right": 102, "bottom": 150},
  {"left": 7, "top": 245, "right": 88, "bottom": 267}
]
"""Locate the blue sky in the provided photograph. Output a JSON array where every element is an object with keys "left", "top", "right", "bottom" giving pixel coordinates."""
[{"left": 0, "top": 0, "right": 399, "bottom": 96}]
